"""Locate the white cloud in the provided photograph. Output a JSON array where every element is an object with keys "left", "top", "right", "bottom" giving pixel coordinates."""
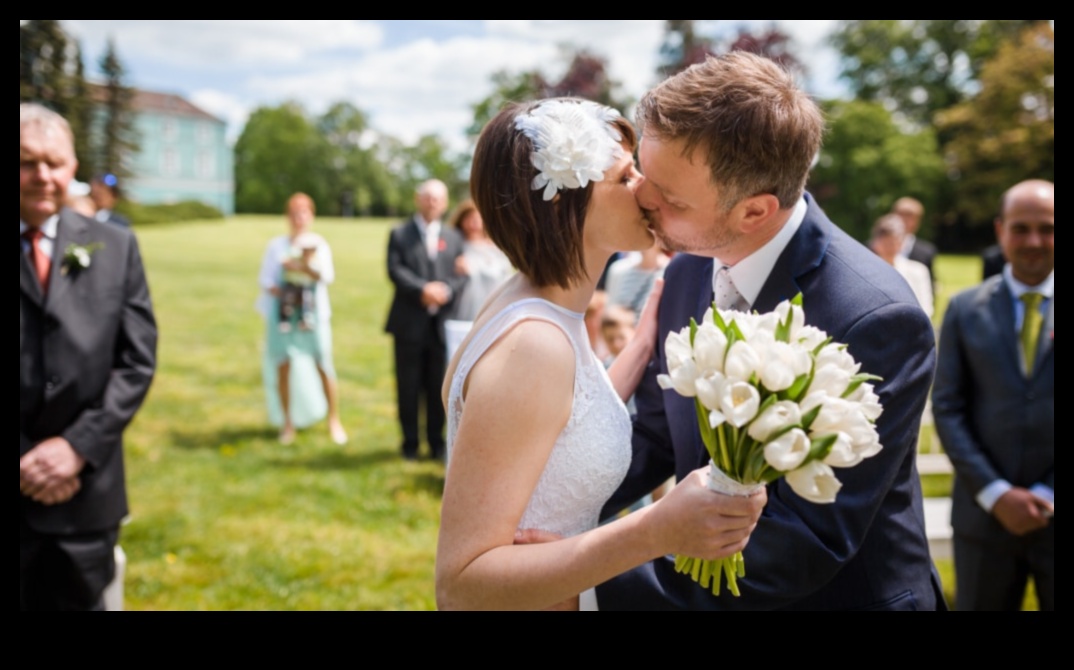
[
  {"left": 64, "top": 20, "right": 383, "bottom": 68},
  {"left": 188, "top": 89, "right": 250, "bottom": 141}
]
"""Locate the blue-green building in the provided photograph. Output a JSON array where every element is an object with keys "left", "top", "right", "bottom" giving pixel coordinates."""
[{"left": 125, "top": 88, "right": 234, "bottom": 215}]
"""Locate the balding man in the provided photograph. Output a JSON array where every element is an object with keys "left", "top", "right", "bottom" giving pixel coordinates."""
[
  {"left": 385, "top": 180, "right": 466, "bottom": 460},
  {"left": 20, "top": 103, "right": 157, "bottom": 610},
  {"left": 933, "top": 179, "right": 1054, "bottom": 610}
]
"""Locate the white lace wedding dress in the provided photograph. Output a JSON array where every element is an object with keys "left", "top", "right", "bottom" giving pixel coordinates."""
[{"left": 446, "top": 298, "right": 632, "bottom": 537}]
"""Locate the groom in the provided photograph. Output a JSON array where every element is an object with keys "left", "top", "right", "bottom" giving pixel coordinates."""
[{"left": 596, "top": 52, "right": 946, "bottom": 610}]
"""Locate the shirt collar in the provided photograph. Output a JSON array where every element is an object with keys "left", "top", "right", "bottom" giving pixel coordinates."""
[
  {"left": 19, "top": 215, "right": 59, "bottom": 241},
  {"left": 414, "top": 213, "right": 441, "bottom": 231},
  {"left": 1003, "top": 264, "right": 1054, "bottom": 300},
  {"left": 715, "top": 197, "right": 807, "bottom": 306}
]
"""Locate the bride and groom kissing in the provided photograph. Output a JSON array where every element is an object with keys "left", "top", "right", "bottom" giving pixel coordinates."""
[{"left": 436, "top": 51, "right": 946, "bottom": 610}]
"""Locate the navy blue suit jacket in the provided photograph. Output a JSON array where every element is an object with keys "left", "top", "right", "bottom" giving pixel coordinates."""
[{"left": 598, "top": 195, "right": 946, "bottom": 610}]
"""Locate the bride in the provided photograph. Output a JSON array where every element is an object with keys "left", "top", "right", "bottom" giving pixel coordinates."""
[{"left": 435, "top": 98, "right": 765, "bottom": 610}]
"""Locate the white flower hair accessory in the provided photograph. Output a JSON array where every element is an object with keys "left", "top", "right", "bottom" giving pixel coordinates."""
[{"left": 513, "top": 99, "right": 625, "bottom": 201}]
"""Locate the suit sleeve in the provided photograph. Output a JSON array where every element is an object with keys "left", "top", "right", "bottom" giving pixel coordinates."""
[
  {"left": 386, "top": 227, "right": 429, "bottom": 305},
  {"left": 61, "top": 235, "right": 158, "bottom": 469},
  {"left": 598, "top": 301, "right": 936, "bottom": 610},
  {"left": 931, "top": 294, "right": 1001, "bottom": 495}
]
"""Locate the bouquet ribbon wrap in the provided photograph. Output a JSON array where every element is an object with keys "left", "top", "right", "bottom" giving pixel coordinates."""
[{"left": 673, "top": 462, "right": 764, "bottom": 597}]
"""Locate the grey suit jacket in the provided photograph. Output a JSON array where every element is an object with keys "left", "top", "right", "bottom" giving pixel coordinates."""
[
  {"left": 20, "top": 209, "right": 157, "bottom": 534},
  {"left": 932, "top": 275, "right": 1054, "bottom": 542}
]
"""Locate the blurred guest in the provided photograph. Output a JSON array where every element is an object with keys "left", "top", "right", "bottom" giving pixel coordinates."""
[
  {"left": 932, "top": 179, "right": 1054, "bottom": 611},
  {"left": 448, "top": 199, "right": 513, "bottom": 322},
  {"left": 870, "top": 213, "right": 934, "bottom": 318},
  {"left": 981, "top": 243, "right": 1006, "bottom": 280},
  {"left": 21, "top": 103, "right": 157, "bottom": 610},
  {"left": 893, "top": 197, "right": 936, "bottom": 272},
  {"left": 583, "top": 288, "right": 610, "bottom": 361},
  {"left": 600, "top": 305, "right": 636, "bottom": 368},
  {"left": 89, "top": 173, "right": 130, "bottom": 228},
  {"left": 385, "top": 179, "right": 466, "bottom": 461},
  {"left": 66, "top": 193, "right": 98, "bottom": 219},
  {"left": 257, "top": 193, "right": 346, "bottom": 446},
  {"left": 604, "top": 240, "right": 671, "bottom": 320}
]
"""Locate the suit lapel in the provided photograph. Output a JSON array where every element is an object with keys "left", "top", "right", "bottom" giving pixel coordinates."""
[
  {"left": 753, "top": 194, "right": 830, "bottom": 313},
  {"left": 20, "top": 243, "right": 43, "bottom": 305},
  {"left": 408, "top": 217, "right": 433, "bottom": 277},
  {"left": 46, "top": 209, "right": 89, "bottom": 310},
  {"left": 987, "top": 279, "right": 1021, "bottom": 374},
  {"left": 1034, "top": 295, "right": 1054, "bottom": 374}
]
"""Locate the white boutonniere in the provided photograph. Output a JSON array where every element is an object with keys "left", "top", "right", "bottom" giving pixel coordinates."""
[{"left": 62, "top": 242, "right": 104, "bottom": 275}]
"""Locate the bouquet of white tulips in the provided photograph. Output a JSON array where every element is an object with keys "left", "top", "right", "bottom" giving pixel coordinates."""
[{"left": 657, "top": 294, "right": 884, "bottom": 596}]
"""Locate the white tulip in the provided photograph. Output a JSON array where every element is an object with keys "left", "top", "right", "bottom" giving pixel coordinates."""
[
  {"left": 693, "top": 322, "right": 728, "bottom": 373},
  {"left": 748, "top": 400, "right": 802, "bottom": 442},
  {"left": 847, "top": 382, "right": 883, "bottom": 421},
  {"left": 796, "top": 325, "right": 829, "bottom": 351},
  {"left": 815, "top": 343, "right": 860, "bottom": 375},
  {"left": 808, "top": 363, "right": 853, "bottom": 397},
  {"left": 720, "top": 381, "right": 761, "bottom": 428},
  {"left": 764, "top": 428, "right": 811, "bottom": 471},
  {"left": 785, "top": 460, "right": 842, "bottom": 504},
  {"left": 759, "top": 340, "right": 813, "bottom": 392},
  {"left": 664, "top": 328, "right": 694, "bottom": 369},
  {"left": 724, "top": 340, "right": 761, "bottom": 383},
  {"left": 774, "top": 299, "right": 805, "bottom": 338},
  {"left": 695, "top": 371, "right": 727, "bottom": 412},
  {"left": 657, "top": 357, "right": 700, "bottom": 397}
]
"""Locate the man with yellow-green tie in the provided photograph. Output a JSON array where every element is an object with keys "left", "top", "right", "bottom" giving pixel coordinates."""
[{"left": 933, "top": 179, "right": 1054, "bottom": 610}]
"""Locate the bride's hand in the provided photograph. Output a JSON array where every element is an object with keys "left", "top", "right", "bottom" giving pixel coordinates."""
[
  {"left": 607, "top": 278, "right": 663, "bottom": 402},
  {"left": 644, "top": 467, "right": 766, "bottom": 561}
]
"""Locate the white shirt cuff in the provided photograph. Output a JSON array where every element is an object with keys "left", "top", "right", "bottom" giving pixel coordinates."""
[
  {"left": 1030, "top": 484, "right": 1054, "bottom": 506},
  {"left": 579, "top": 588, "right": 598, "bottom": 611},
  {"left": 977, "top": 480, "right": 1012, "bottom": 513}
]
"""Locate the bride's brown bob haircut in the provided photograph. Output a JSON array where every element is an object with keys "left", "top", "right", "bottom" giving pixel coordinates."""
[{"left": 470, "top": 98, "right": 636, "bottom": 289}]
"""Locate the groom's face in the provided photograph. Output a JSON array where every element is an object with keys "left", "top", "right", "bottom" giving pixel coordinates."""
[{"left": 635, "top": 133, "right": 739, "bottom": 258}]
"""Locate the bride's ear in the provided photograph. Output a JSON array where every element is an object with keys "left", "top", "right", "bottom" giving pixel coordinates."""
[{"left": 735, "top": 194, "right": 781, "bottom": 234}]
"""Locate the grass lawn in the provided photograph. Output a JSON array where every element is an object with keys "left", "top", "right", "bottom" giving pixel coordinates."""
[{"left": 119, "top": 220, "right": 1030, "bottom": 609}]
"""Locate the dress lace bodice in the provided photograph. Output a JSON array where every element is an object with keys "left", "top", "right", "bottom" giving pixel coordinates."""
[{"left": 446, "top": 298, "right": 632, "bottom": 538}]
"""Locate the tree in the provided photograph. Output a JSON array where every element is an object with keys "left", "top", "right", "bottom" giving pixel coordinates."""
[
  {"left": 808, "top": 99, "right": 946, "bottom": 242},
  {"left": 830, "top": 20, "right": 1046, "bottom": 127},
  {"left": 20, "top": 21, "right": 94, "bottom": 179},
  {"left": 234, "top": 102, "right": 332, "bottom": 214},
  {"left": 318, "top": 101, "right": 406, "bottom": 216},
  {"left": 937, "top": 23, "right": 1054, "bottom": 228},
  {"left": 96, "top": 39, "right": 140, "bottom": 181},
  {"left": 657, "top": 20, "right": 805, "bottom": 80},
  {"left": 468, "top": 48, "right": 631, "bottom": 139}
]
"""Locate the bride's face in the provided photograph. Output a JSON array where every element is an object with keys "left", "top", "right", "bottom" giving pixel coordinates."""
[{"left": 583, "top": 148, "right": 653, "bottom": 254}]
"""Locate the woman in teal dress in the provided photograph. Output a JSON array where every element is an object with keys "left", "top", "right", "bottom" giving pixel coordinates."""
[{"left": 256, "top": 193, "right": 347, "bottom": 445}]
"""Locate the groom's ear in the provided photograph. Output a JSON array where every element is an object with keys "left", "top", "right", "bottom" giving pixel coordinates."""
[{"left": 735, "top": 194, "right": 781, "bottom": 234}]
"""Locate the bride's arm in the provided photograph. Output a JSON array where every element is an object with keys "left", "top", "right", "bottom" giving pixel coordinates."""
[
  {"left": 607, "top": 279, "right": 662, "bottom": 402},
  {"left": 436, "top": 316, "right": 763, "bottom": 611}
]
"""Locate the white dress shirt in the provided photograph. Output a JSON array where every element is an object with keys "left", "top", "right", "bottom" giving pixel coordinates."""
[
  {"left": 20, "top": 215, "right": 59, "bottom": 259},
  {"left": 712, "top": 197, "right": 807, "bottom": 306}
]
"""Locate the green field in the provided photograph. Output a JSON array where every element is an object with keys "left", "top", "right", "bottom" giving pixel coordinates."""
[{"left": 119, "top": 217, "right": 1014, "bottom": 609}]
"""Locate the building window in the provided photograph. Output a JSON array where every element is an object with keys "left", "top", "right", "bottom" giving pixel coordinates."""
[
  {"left": 162, "top": 148, "right": 180, "bottom": 176},
  {"left": 162, "top": 117, "right": 178, "bottom": 142},
  {"left": 196, "top": 150, "right": 215, "bottom": 179},
  {"left": 197, "top": 122, "right": 212, "bottom": 145}
]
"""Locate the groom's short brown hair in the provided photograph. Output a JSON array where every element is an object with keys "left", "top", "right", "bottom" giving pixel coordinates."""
[
  {"left": 636, "top": 51, "right": 823, "bottom": 210},
  {"left": 471, "top": 98, "right": 636, "bottom": 289}
]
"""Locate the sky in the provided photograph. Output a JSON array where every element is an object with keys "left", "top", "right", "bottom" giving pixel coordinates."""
[{"left": 55, "top": 20, "right": 844, "bottom": 152}]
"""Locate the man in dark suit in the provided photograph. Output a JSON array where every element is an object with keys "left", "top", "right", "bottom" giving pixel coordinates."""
[
  {"left": 932, "top": 179, "right": 1053, "bottom": 610},
  {"left": 385, "top": 179, "right": 466, "bottom": 460},
  {"left": 595, "top": 53, "right": 945, "bottom": 610},
  {"left": 20, "top": 103, "right": 157, "bottom": 610},
  {"left": 89, "top": 173, "right": 131, "bottom": 228}
]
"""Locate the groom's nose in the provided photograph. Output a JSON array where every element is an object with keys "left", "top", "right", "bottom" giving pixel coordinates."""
[{"left": 634, "top": 178, "right": 657, "bottom": 211}]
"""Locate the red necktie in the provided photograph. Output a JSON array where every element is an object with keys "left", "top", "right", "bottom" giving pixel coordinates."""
[{"left": 23, "top": 228, "right": 51, "bottom": 294}]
